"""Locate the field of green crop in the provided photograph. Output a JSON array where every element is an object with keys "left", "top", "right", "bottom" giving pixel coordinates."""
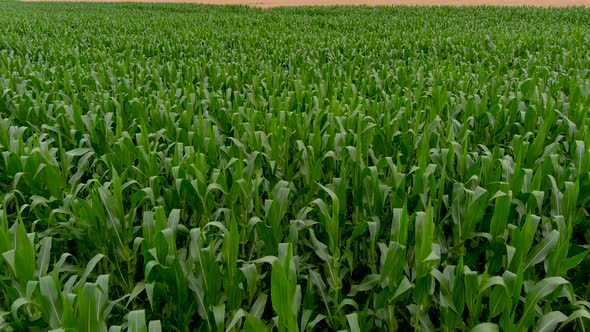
[{"left": 1, "top": 2, "right": 590, "bottom": 331}]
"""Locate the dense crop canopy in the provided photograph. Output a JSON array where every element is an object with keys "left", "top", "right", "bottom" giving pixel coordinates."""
[{"left": 1, "top": 2, "right": 590, "bottom": 331}]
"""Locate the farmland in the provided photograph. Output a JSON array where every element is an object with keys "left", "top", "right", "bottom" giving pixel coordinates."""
[
  {"left": 18, "top": 0, "right": 590, "bottom": 7},
  {"left": 1, "top": 2, "right": 590, "bottom": 331}
]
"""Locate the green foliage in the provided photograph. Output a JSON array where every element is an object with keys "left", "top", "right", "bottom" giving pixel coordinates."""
[{"left": 1, "top": 2, "right": 590, "bottom": 331}]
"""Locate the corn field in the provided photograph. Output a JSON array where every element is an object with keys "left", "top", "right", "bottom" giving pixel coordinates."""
[{"left": 1, "top": 2, "right": 590, "bottom": 331}]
